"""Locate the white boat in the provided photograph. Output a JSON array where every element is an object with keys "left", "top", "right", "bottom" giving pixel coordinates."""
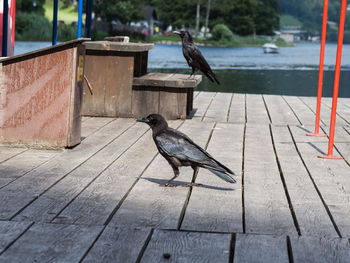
[{"left": 262, "top": 43, "right": 279, "bottom": 54}]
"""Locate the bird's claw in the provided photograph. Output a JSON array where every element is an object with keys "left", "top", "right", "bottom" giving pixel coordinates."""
[{"left": 161, "top": 183, "right": 175, "bottom": 187}]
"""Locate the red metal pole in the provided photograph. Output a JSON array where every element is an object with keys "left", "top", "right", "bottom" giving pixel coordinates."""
[
  {"left": 319, "top": 0, "right": 347, "bottom": 160},
  {"left": 307, "top": 0, "right": 328, "bottom": 137}
]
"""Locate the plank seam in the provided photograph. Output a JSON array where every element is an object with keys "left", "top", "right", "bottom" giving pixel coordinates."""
[
  {"left": 135, "top": 228, "right": 154, "bottom": 263},
  {"left": 177, "top": 122, "right": 217, "bottom": 230},
  {"left": 343, "top": 126, "right": 350, "bottom": 136},
  {"left": 201, "top": 92, "right": 216, "bottom": 122},
  {"left": 81, "top": 117, "right": 92, "bottom": 123},
  {"left": 78, "top": 225, "right": 107, "bottom": 263},
  {"left": 321, "top": 101, "right": 350, "bottom": 125},
  {"left": 9, "top": 121, "right": 137, "bottom": 221},
  {"left": 286, "top": 235, "right": 294, "bottom": 263},
  {"left": 0, "top": 221, "right": 35, "bottom": 256},
  {"left": 281, "top": 96, "right": 303, "bottom": 125},
  {"left": 160, "top": 228, "right": 241, "bottom": 235},
  {"left": 176, "top": 167, "right": 198, "bottom": 230},
  {"left": 269, "top": 124, "right": 301, "bottom": 236},
  {"left": 297, "top": 97, "right": 327, "bottom": 126},
  {"left": 229, "top": 233, "right": 236, "bottom": 263},
  {"left": 320, "top": 126, "right": 350, "bottom": 167},
  {"left": 0, "top": 152, "right": 59, "bottom": 190},
  {"left": 193, "top": 91, "right": 201, "bottom": 100},
  {"left": 261, "top": 94, "right": 272, "bottom": 124},
  {"left": 244, "top": 94, "right": 247, "bottom": 123},
  {"left": 0, "top": 148, "right": 28, "bottom": 165},
  {"left": 226, "top": 93, "right": 234, "bottom": 122},
  {"left": 242, "top": 123, "right": 246, "bottom": 234},
  {"left": 83, "top": 117, "right": 116, "bottom": 139},
  {"left": 287, "top": 125, "right": 342, "bottom": 238},
  {"left": 49, "top": 126, "right": 151, "bottom": 223},
  {"left": 103, "top": 152, "right": 159, "bottom": 226}
]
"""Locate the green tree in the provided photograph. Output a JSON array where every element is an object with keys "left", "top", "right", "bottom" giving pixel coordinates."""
[
  {"left": 254, "top": 0, "right": 280, "bottom": 35},
  {"left": 16, "top": 0, "right": 46, "bottom": 15},
  {"left": 152, "top": 0, "right": 198, "bottom": 29},
  {"left": 94, "top": 0, "right": 143, "bottom": 23},
  {"left": 210, "top": 0, "right": 256, "bottom": 35}
]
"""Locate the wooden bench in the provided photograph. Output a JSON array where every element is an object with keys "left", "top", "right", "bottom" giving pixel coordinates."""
[
  {"left": 0, "top": 39, "right": 88, "bottom": 148},
  {"left": 132, "top": 73, "right": 202, "bottom": 119}
]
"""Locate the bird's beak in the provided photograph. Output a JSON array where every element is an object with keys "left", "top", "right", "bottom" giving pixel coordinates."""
[
  {"left": 137, "top": 117, "right": 149, "bottom": 123},
  {"left": 172, "top": 31, "right": 181, "bottom": 36}
]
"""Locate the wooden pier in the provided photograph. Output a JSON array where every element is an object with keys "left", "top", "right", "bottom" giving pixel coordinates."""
[{"left": 0, "top": 92, "right": 350, "bottom": 262}]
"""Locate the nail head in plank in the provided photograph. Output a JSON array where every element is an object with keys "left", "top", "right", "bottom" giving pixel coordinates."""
[
  {"left": 140, "top": 229, "right": 231, "bottom": 263},
  {"left": 82, "top": 226, "right": 152, "bottom": 263}
]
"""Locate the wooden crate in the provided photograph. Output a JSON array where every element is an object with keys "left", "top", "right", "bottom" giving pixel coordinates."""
[
  {"left": 132, "top": 73, "right": 202, "bottom": 120},
  {"left": 82, "top": 41, "right": 154, "bottom": 117},
  {"left": 0, "top": 39, "right": 88, "bottom": 148}
]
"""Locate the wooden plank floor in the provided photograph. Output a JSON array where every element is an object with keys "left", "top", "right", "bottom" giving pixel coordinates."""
[{"left": 1, "top": 92, "right": 350, "bottom": 262}]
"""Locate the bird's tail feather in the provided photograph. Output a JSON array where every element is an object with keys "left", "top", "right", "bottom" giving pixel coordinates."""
[
  {"left": 211, "top": 72, "right": 220, "bottom": 85},
  {"left": 208, "top": 168, "right": 236, "bottom": 183},
  {"left": 204, "top": 71, "right": 214, "bottom": 83}
]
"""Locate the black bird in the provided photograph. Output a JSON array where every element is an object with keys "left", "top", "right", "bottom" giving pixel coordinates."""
[
  {"left": 137, "top": 114, "right": 235, "bottom": 186},
  {"left": 173, "top": 30, "right": 220, "bottom": 85}
]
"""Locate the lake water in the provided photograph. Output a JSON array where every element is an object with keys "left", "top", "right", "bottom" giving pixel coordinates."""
[{"left": 15, "top": 41, "right": 350, "bottom": 97}]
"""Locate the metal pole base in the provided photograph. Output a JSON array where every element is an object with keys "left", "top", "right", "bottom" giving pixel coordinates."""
[
  {"left": 318, "top": 154, "right": 343, "bottom": 159},
  {"left": 306, "top": 133, "right": 327, "bottom": 137}
]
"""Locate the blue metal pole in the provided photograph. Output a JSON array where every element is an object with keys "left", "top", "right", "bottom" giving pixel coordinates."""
[
  {"left": 2, "top": 0, "right": 9, "bottom": 56},
  {"left": 77, "top": 0, "right": 83, "bottom": 38},
  {"left": 52, "top": 0, "right": 58, "bottom": 45},
  {"left": 85, "top": 0, "right": 93, "bottom": 38}
]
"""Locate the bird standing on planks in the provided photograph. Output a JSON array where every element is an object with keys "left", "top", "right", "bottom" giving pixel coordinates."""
[
  {"left": 137, "top": 114, "right": 235, "bottom": 186},
  {"left": 173, "top": 30, "right": 220, "bottom": 85}
]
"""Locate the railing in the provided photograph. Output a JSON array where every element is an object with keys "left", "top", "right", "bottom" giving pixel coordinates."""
[
  {"left": 1, "top": 0, "right": 94, "bottom": 56},
  {"left": 309, "top": 0, "right": 347, "bottom": 159},
  {"left": 52, "top": 0, "right": 93, "bottom": 45}
]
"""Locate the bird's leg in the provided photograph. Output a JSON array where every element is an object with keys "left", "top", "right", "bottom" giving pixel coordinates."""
[
  {"left": 162, "top": 166, "right": 179, "bottom": 187},
  {"left": 188, "top": 67, "right": 195, "bottom": 79},
  {"left": 182, "top": 166, "right": 202, "bottom": 187}
]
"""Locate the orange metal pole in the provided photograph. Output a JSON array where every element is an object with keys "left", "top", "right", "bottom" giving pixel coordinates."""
[
  {"left": 307, "top": 0, "right": 328, "bottom": 137},
  {"left": 319, "top": 0, "right": 347, "bottom": 159}
]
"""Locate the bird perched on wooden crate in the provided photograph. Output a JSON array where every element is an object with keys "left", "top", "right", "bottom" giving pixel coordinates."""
[
  {"left": 137, "top": 114, "right": 235, "bottom": 186},
  {"left": 173, "top": 30, "right": 220, "bottom": 85}
]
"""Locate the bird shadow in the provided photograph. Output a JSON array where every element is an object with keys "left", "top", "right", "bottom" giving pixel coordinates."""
[{"left": 142, "top": 177, "right": 235, "bottom": 191}]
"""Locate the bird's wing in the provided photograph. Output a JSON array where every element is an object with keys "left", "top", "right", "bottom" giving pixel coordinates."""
[
  {"left": 186, "top": 44, "right": 212, "bottom": 72},
  {"left": 184, "top": 44, "right": 220, "bottom": 84},
  {"left": 155, "top": 129, "right": 231, "bottom": 173}
]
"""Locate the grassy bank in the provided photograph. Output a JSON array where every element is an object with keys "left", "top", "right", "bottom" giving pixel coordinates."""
[{"left": 44, "top": 0, "right": 83, "bottom": 24}]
